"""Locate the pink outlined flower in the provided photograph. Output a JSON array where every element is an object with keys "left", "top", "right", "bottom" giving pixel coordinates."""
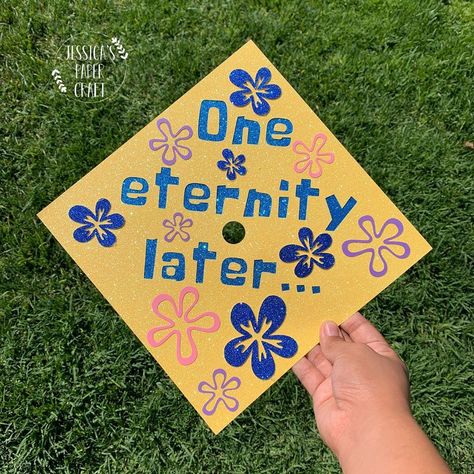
[
  {"left": 163, "top": 212, "right": 193, "bottom": 242},
  {"left": 292, "top": 132, "right": 335, "bottom": 178},
  {"left": 149, "top": 117, "right": 193, "bottom": 165},
  {"left": 342, "top": 215, "right": 411, "bottom": 277},
  {"left": 147, "top": 286, "right": 220, "bottom": 365},
  {"left": 198, "top": 368, "right": 241, "bottom": 416}
]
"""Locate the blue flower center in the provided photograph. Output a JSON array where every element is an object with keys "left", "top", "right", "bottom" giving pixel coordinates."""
[
  {"left": 296, "top": 248, "right": 325, "bottom": 265},
  {"left": 237, "top": 316, "right": 279, "bottom": 361},
  {"left": 84, "top": 215, "right": 107, "bottom": 238},
  {"left": 243, "top": 80, "right": 264, "bottom": 106}
]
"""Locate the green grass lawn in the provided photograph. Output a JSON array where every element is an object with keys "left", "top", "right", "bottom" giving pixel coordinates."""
[{"left": 1, "top": 0, "right": 473, "bottom": 472}]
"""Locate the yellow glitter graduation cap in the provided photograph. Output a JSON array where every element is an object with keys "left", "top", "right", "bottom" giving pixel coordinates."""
[{"left": 38, "top": 41, "right": 431, "bottom": 434}]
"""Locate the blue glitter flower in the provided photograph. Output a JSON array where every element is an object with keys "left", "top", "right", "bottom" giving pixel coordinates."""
[
  {"left": 224, "top": 295, "right": 298, "bottom": 380},
  {"left": 229, "top": 67, "right": 282, "bottom": 116},
  {"left": 68, "top": 198, "right": 125, "bottom": 247},
  {"left": 217, "top": 148, "right": 247, "bottom": 181},
  {"left": 280, "top": 228, "right": 335, "bottom": 278}
]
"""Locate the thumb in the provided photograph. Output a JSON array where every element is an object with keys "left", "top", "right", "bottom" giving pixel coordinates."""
[{"left": 320, "top": 320, "right": 348, "bottom": 363}]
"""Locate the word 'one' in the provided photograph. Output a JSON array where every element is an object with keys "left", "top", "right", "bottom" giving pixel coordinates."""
[{"left": 198, "top": 100, "right": 292, "bottom": 146}]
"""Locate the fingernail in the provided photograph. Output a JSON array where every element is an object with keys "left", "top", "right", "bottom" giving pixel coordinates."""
[{"left": 324, "top": 321, "right": 340, "bottom": 337}]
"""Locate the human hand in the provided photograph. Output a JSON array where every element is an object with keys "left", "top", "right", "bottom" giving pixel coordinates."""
[
  {"left": 293, "top": 313, "right": 451, "bottom": 473},
  {"left": 293, "top": 312, "right": 409, "bottom": 457}
]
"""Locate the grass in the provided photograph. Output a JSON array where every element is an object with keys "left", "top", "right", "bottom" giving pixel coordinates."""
[{"left": 1, "top": 0, "right": 473, "bottom": 472}]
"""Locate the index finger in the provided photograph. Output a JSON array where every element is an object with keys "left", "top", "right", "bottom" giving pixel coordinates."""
[{"left": 292, "top": 356, "right": 325, "bottom": 398}]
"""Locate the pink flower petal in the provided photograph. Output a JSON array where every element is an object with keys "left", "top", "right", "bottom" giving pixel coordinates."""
[
  {"left": 292, "top": 133, "right": 335, "bottom": 178},
  {"left": 293, "top": 140, "right": 313, "bottom": 155},
  {"left": 179, "top": 286, "right": 199, "bottom": 319},
  {"left": 147, "top": 287, "right": 220, "bottom": 366},
  {"left": 147, "top": 327, "right": 178, "bottom": 348},
  {"left": 186, "top": 311, "right": 221, "bottom": 334},
  {"left": 307, "top": 160, "right": 324, "bottom": 178},
  {"left": 175, "top": 331, "right": 198, "bottom": 365},
  {"left": 294, "top": 156, "right": 312, "bottom": 174}
]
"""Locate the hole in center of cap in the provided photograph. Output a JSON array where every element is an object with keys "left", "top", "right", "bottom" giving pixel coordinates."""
[{"left": 222, "top": 221, "right": 245, "bottom": 244}]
